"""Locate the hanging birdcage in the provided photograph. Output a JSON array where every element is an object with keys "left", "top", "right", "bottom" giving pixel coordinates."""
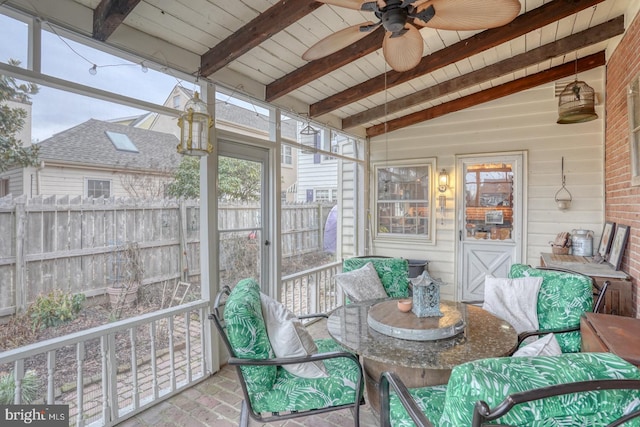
[{"left": 557, "top": 80, "right": 598, "bottom": 124}]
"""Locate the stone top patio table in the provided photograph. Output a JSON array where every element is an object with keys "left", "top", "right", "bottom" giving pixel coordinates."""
[{"left": 327, "top": 298, "right": 518, "bottom": 415}]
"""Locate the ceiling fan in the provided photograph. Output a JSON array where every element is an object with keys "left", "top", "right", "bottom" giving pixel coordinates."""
[{"left": 303, "top": 0, "right": 522, "bottom": 72}]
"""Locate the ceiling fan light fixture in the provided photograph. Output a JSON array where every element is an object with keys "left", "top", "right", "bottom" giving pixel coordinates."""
[
  {"left": 383, "top": 24, "right": 423, "bottom": 71},
  {"left": 311, "top": 0, "right": 520, "bottom": 72}
]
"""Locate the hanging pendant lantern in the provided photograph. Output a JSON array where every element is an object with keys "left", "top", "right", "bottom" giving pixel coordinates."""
[
  {"left": 554, "top": 157, "right": 572, "bottom": 210},
  {"left": 557, "top": 79, "right": 598, "bottom": 124},
  {"left": 299, "top": 116, "right": 319, "bottom": 154},
  {"left": 177, "top": 91, "right": 213, "bottom": 156}
]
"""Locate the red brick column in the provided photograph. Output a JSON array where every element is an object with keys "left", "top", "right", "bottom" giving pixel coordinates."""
[{"left": 605, "top": 10, "right": 640, "bottom": 317}]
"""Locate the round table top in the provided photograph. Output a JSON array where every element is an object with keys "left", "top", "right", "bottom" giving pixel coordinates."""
[
  {"left": 327, "top": 299, "right": 517, "bottom": 370},
  {"left": 368, "top": 300, "right": 465, "bottom": 341}
]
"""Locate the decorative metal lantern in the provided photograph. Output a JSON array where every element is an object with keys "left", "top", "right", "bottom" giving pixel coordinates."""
[
  {"left": 557, "top": 80, "right": 598, "bottom": 124},
  {"left": 411, "top": 271, "right": 444, "bottom": 317},
  {"left": 177, "top": 91, "right": 213, "bottom": 156}
]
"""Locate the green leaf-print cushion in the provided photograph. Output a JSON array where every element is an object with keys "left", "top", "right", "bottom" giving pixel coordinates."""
[
  {"left": 224, "top": 278, "right": 276, "bottom": 394},
  {"left": 388, "top": 384, "right": 447, "bottom": 427},
  {"left": 343, "top": 257, "right": 410, "bottom": 298},
  {"left": 249, "top": 338, "right": 362, "bottom": 413},
  {"left": 509, "top": 264, "right": 593, "bottom": 352},
  {"left": 440, "top": 352, "right": 640, "bottom": 426}
]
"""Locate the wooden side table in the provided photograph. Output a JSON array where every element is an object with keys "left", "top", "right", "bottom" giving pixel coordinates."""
[
  {"left": 580, "top": 312, "right": 640, "bottom": 367},
  {"left": 539, "top": 253, "right": 633, "bottom": 317}
]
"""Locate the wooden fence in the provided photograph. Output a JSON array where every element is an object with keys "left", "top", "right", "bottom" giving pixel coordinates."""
[{"left": 0, "top": 195, "right": 333, "bottom": 315}]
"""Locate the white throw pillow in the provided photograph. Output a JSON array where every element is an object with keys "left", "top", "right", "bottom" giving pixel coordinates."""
[
  {"left": 512, "top": 333, "right": 562, "bottom": 357},
  {"left": 334, "top": 262, "right": 387, "bottom": 302},
  {"left": 482, "top": 276, "right": 544, "bottom": 335},
  {"left": 259, "top": 293, "right": 328, "bottom": 378}
]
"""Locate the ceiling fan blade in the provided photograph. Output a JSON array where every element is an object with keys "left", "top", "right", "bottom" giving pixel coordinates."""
[
  {"left": 303, "top": 22, "right": 376, "bottom": 61},
  {"left": 315, "top": 0, "right": 368, "bottom": 10},
  {"left": 383, "top": 24, "right": 423, "bottom": 72},
  {"left": 414, "top": 0, "right": 520, "bottom": 30}
]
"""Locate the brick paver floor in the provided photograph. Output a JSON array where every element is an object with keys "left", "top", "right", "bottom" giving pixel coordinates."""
[{"left": 116, "top": 319, "right": 379, "bottom": 426}]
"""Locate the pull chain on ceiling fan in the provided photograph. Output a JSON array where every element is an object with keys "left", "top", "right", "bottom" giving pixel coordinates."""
[{"left": 303, "top": 0, "right": 521, "bottom": 72}]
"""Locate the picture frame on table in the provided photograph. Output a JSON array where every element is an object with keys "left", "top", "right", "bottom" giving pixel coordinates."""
[
  {"left": 608, "top": 224, "right": 629, "bottom": 271},
  {"left": 597, "top": 221, "right": 615, "bottom": 258}
]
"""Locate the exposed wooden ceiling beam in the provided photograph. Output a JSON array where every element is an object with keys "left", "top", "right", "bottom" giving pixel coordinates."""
[
  {"left": 366, "top": 51, "right": 606, "bottom": 138},
  {"left": 93, "top": 0, "right": 141, "bottom": 42},
  {"left": 309, "top": 0, "right": 606, "bottom": 118},
  {"left": 343, "top": 16, "right": 624, "bottom": 129},
  {"left": 266, "top": 27, "right": 386, "bottom": 102},
  {"left": 201, "top": 0, "right": 321, "bottom": 77}
]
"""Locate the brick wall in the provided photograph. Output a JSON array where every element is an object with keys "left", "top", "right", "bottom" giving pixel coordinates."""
[{"left": 605, "top": 11, "right": 640, "bottom": 318}]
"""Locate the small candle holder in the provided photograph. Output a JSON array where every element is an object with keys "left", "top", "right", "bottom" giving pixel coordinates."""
[{"left": 411, "top": 271, "right": 444, "bottom": 317}]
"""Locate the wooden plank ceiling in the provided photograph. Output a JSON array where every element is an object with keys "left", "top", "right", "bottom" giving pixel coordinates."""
[{"left": 61, "top": 0, "right": 633, "bottom": 135}]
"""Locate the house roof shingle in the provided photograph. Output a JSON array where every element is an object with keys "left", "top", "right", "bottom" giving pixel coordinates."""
[{"left": 36, "top": 119, "right": 181, "bottom": 172}]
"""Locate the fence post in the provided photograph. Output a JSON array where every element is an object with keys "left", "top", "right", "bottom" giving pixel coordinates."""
[{"left": 14, "top": 196, "right": 26, "bottom": 314}]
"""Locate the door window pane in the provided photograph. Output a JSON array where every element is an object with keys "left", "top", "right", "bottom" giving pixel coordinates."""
[
  {"left": 464, "top": 163, "right": 514, "bottom": 240},
  {"left": 218, "top": 155, "right": 263, "bottom": 289}
]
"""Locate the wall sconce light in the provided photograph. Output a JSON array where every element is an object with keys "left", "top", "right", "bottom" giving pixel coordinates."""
[
  {"left": 177, "top": 91, "right": 213, "bottom": 156},
  {"left": 438, "top": 169, "right": 449, "bottom": 193},
  {"left": 437, "top": 169, "right": 449, "bottom": 225}
]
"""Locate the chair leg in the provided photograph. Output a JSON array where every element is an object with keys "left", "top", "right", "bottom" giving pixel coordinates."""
[
  {"left": 239, "top": 399, "right": 249, "bottom": 427},
  {"left": 353, "top": 404, "right": 360, "bottom": 427}
]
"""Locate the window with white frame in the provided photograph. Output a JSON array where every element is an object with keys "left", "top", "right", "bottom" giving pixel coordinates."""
[
  {"left": 374, "top": 159, "right": 435, "bottom": 241},
  {"left": 315, "top": 189, "right": 331, "bottom": 201},
  {"left": 0, "top": 178, "right": 8, "bottom": 197},
  {"left": 630, "top": 74, "right": 640, "bottom": 186},
  {"left": 86, "top": 179, "right": 111, "bottom": 198},
  {"left": 281, "top": 145, "right": 292, "bottom": 165}
]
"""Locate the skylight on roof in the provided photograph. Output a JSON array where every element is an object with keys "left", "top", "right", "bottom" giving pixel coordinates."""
[{"left": 106, "top": 131, "right": 139, "bottom": 153}]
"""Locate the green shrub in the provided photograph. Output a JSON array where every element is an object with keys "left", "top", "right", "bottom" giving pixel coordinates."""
[
  {"left": 0, "top": 370, "right": 39, "bottom": 404},
  {"left": 28, "top": 290, "right": 86, "bottom": 330}
]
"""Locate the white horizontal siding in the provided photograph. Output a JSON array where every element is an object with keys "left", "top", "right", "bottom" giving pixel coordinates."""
[
  {"left": 370, "top": 67, "right": 606, "bottom": 299},
  {"left": 296, "top": 154, "right": 338, "bottom": 202},
  {"left": 37, "top": 166, "right": 169, "bottom": 198},
  {"left": 0, "top": 168, "right": 26, "bottom": 196}
]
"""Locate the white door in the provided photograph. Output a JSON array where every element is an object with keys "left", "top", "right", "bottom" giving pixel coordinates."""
[{"left": 456, "top": 153, "right": 526, "bottom": 302}]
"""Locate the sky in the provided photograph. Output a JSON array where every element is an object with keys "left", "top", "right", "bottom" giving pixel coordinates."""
[{"left": 0, "top": 12, "right": 183, "bottom": 142}]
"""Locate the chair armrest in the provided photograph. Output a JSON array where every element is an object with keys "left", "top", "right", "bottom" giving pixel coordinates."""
[
  {"left": 508, "top": 325, "right": 580, "bottom": 355},
  {"left": 379, "top": 371, "right": 435, "bottom": 427},
  {"left": 593, "top": 279, "right": 610, "bottom": 313},
  {"left": 298, "top": 313, "right": 329, "bottom": 320},
  {"left": 472, "top": 379, "right": 640, "bottom": 427}
]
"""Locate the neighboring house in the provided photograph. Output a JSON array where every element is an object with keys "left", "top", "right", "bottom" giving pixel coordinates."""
[
  {"left": 3, "top": 119, "right": 180, "bottom": 198},
  {"left": 113, "top": 84, "right": 303, "bottom": 202},
  {"left": 296, "top": 131, "right": 349, "bottom": 203}
]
